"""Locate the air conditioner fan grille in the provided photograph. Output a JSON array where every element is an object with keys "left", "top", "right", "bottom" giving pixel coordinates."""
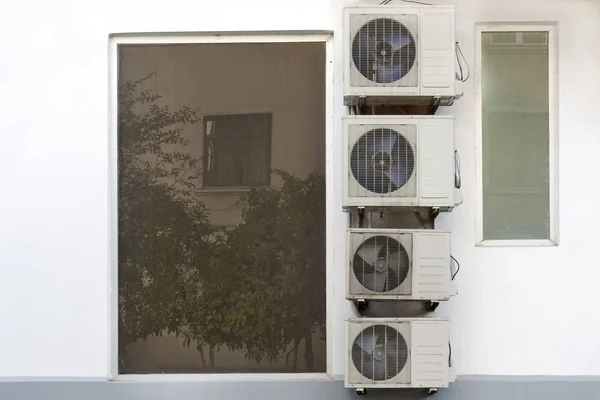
[
  {"left": 352, "top": 17, "right": 417, "bottom": 84},
  {"left": 352, "top": 324, "right": 408, "bottom": 381},
  {"left": 350, "top": 128, "right": 415, "bottom": 194}
]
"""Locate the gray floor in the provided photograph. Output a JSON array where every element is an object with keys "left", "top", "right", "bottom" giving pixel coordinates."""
[{"left": 1, "top": 376, "right": 599, "bottom": 400}]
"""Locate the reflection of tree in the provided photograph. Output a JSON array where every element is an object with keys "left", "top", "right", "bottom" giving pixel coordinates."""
[
  {"left": 118, "top": 74, "right": 214, "bottom": 370},
  {"left": 118, "top": 74, "right": 325, "bottom": 373},
  {"left": 207, "top": 170, "right": 326, "bottom": 371}
]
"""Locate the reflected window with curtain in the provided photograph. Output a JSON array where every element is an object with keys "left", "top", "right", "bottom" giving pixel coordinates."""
[{"left": 203, "top": 113, "right": 272, "bottom": 188}]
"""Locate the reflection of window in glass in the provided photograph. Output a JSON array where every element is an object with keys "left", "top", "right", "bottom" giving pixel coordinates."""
[
  {"left": 203, "top": 113, "right": 272, "bottom": 188},
  {"left": 478, "top": 26, "right": 557, "bottom": 245},
  {"left": 116, "top": 40, "right": 327, "bottom": 375}
]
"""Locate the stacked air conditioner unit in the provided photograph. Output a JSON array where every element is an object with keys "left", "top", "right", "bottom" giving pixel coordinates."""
[
  {"left": 344, "top": 5, "right": 457, "bottom": 104},
  {"left": 343, "top": 115, "right": 461, "bottom": 211},
  {"left": 342, "top": 4, "right": 462, "bottom": 396},
  {"left": 347, "top": 229, "right": 457, "bottom": 302},
  {"left": 346, "top": 318, "right": 455, "bottom": 390}
]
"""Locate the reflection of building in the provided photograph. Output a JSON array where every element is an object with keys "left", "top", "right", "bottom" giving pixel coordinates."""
[
  {"left": 119, "top": 43, "right": 326, "bottom": 226},
  {"left": 119, "top": 43, "right": 326, "bottom": 372}
]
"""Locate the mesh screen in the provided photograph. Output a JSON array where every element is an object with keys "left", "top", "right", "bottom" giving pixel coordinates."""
[{"left": 117, "top": 42, "right": 326, "bottom": 374}]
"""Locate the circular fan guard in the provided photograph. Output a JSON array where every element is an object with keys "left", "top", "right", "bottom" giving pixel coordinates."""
[
  {"left": 352, "top": 18, "right": 417, "bottom": 84},
  {"left": 350, "top": 128, "right": 415, "bottom": 194},
  {"left": 352, "top": 325, "right": 408, "bottom": 381},
  {"left": 353, "top": 236, "right": 409, "bottom": 292}
]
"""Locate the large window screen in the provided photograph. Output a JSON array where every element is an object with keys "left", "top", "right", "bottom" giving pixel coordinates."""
[
  {"left": 117, "top": 42, "right": 326, "bottom": 373},
  {"left": 481, "top": 30, "right": 553, "bottom": 242}
]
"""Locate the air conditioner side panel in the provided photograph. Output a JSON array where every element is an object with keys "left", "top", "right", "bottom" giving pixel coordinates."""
[
  {"left": 413, "top": 232, "right": 451, "bottom": 299},
  {"left": 345, "top": 320, "right": 361, "bottom": 386},
  {"left": 417, "top": 119, "right": 454, "bottom": 207},
  {"left": 419, "top": 8, "right": 455, "bottom": 95},
  {"left": 410, "top": 320, "right": 450, "bottom": 388}
]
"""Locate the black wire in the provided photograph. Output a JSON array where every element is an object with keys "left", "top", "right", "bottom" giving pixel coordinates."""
[
  {"left": 448, "top": 342, "right": 452, "bottom": 367},
  {"left": 402, "top": 0, "right": 434, "bottom": 4},
  {"left": 451, "top": 255, "right": 460, "bottom": 280},
  {"left": 455, "top": 43, "right": 464, "bottom": 81},
  {"left": 381, "top": 0, "right": 433, "bottom": 5},
  {"left": 454, "top": 150, "right": 462, "bottom": 189},
  {"left": 454, "top": 42, "right": 470, "bottom": 82},
  {"left": 458, "top": 43, "right": 470, "bottom": 81}
]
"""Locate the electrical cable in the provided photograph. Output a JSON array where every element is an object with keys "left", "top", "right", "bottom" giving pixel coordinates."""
[
  {"left": 454, "top": 150, "right": 462, "bottom": 189},
  {"left": 451, "top": 255, "right": 460, "bottom": 280},
  {"left": 455, "top": 44, "right": 464, "bottom": 81},
  {"left": 381, "top": 0, "right": 434, "bottom": 5},
  {"left": 455, "top": 42, "right": 470, "bottom": 82}
]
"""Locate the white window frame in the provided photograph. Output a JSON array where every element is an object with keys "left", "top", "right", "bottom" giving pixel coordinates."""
[
  {"left": 108, "top": 31, "right": 334, "bottom": 381},
  {"left": 475, "top": 23, "right": 559, "bottom": 247}
]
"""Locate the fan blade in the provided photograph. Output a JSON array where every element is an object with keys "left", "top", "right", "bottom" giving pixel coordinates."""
[
  {"left": 386, "top": 133, "right": 414, "bottom": 189},
  {"left": 356, "top": 332, "right": 379, "bottom": 355},
  {"left": 384, "top": 251, "right": 401, "bottom": 271},
  {"left": 384, "top": 165, "right": 411, "bottom": 189},
  {"left": 383, "top": 32, "right": 414, "bottom": 51},
  {"left": 372, "top": 130, "right": 398, "bottom": 153},
  {"left": 357, "top": 242, "right": 386, "bottom": 266},
  {"left": 386, "top": 269, "right": 398, "bottom": 291},
  {"left": 381, "top": 255, "right": 400, "bottom": 291},
  {"left": 351, "top": 135, "right": 376, "bottom": 165},
  {"left": 384, "top": 340, "right": 399, "bottom": 357},
  {"left": 354, "top": 253, "right": 375, "bottom": 268},
  {"left": 356, "top": 169, "right": 392, "bottom": 195},
  {"left": 362, "top": 270, "right": 388, "bottom": 293},
  {"left": 373, "top": 360, "right": 387, "bottom": 381},
  {"left": 376, "top": 64, "right": 401, "bottom": 84},
  {"left": 355, "top": 30, "right": 378, "bottom": 56},
  {"left": 353, "top": 31, "right": 378, "bottom": 79},
  {"left": 373, "top": 335, "right": 396, "bottom": 381},
  {"left": 391, "top": 46, "right": 416, "bottom": 73},
  {"left": 351, "top": 130, "right": 399, "bottom": 193},
  {"left": 381, "top": 338, "right": 401, "bottom": 379}
]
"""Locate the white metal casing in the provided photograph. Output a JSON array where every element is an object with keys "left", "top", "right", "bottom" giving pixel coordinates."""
[
  {"left": 344, "top": 5, "right": 456, "bottom": 99},
  {"left": 346, "top": 318, "right": 453, "bottom": 389},
  {"left": 347, "top": 229, "right": 454, "bottom": 301},
  {"left": 343, "top": 115, "right": 460, "bottom": 209}
]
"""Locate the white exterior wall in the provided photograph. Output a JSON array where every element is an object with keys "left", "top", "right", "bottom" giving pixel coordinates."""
[{"left": 1, "top": 0, "right": 599, "bottom": 378}]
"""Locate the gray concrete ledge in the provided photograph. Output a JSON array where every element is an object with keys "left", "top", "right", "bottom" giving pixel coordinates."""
[{"left": 1, "top": 375, "right": 599, "bottom": 400}]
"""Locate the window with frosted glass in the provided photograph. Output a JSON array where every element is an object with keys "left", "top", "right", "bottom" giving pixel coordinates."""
[{"left": 481, "top": 30, "right": 554, "bottom": 242}]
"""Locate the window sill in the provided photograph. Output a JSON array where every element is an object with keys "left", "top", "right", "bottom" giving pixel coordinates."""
[
  {"left": 476, "top": 239, "right": 558, "bottom": 247},
  {"left": 110, "top": 372, "right": 333, "bottom": 382},
  {"left": 483, "top": 189, "right": 547, "bottom": 195},
  {"left": 196, "top": 187, "right": 263, "bottom": 195}
]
